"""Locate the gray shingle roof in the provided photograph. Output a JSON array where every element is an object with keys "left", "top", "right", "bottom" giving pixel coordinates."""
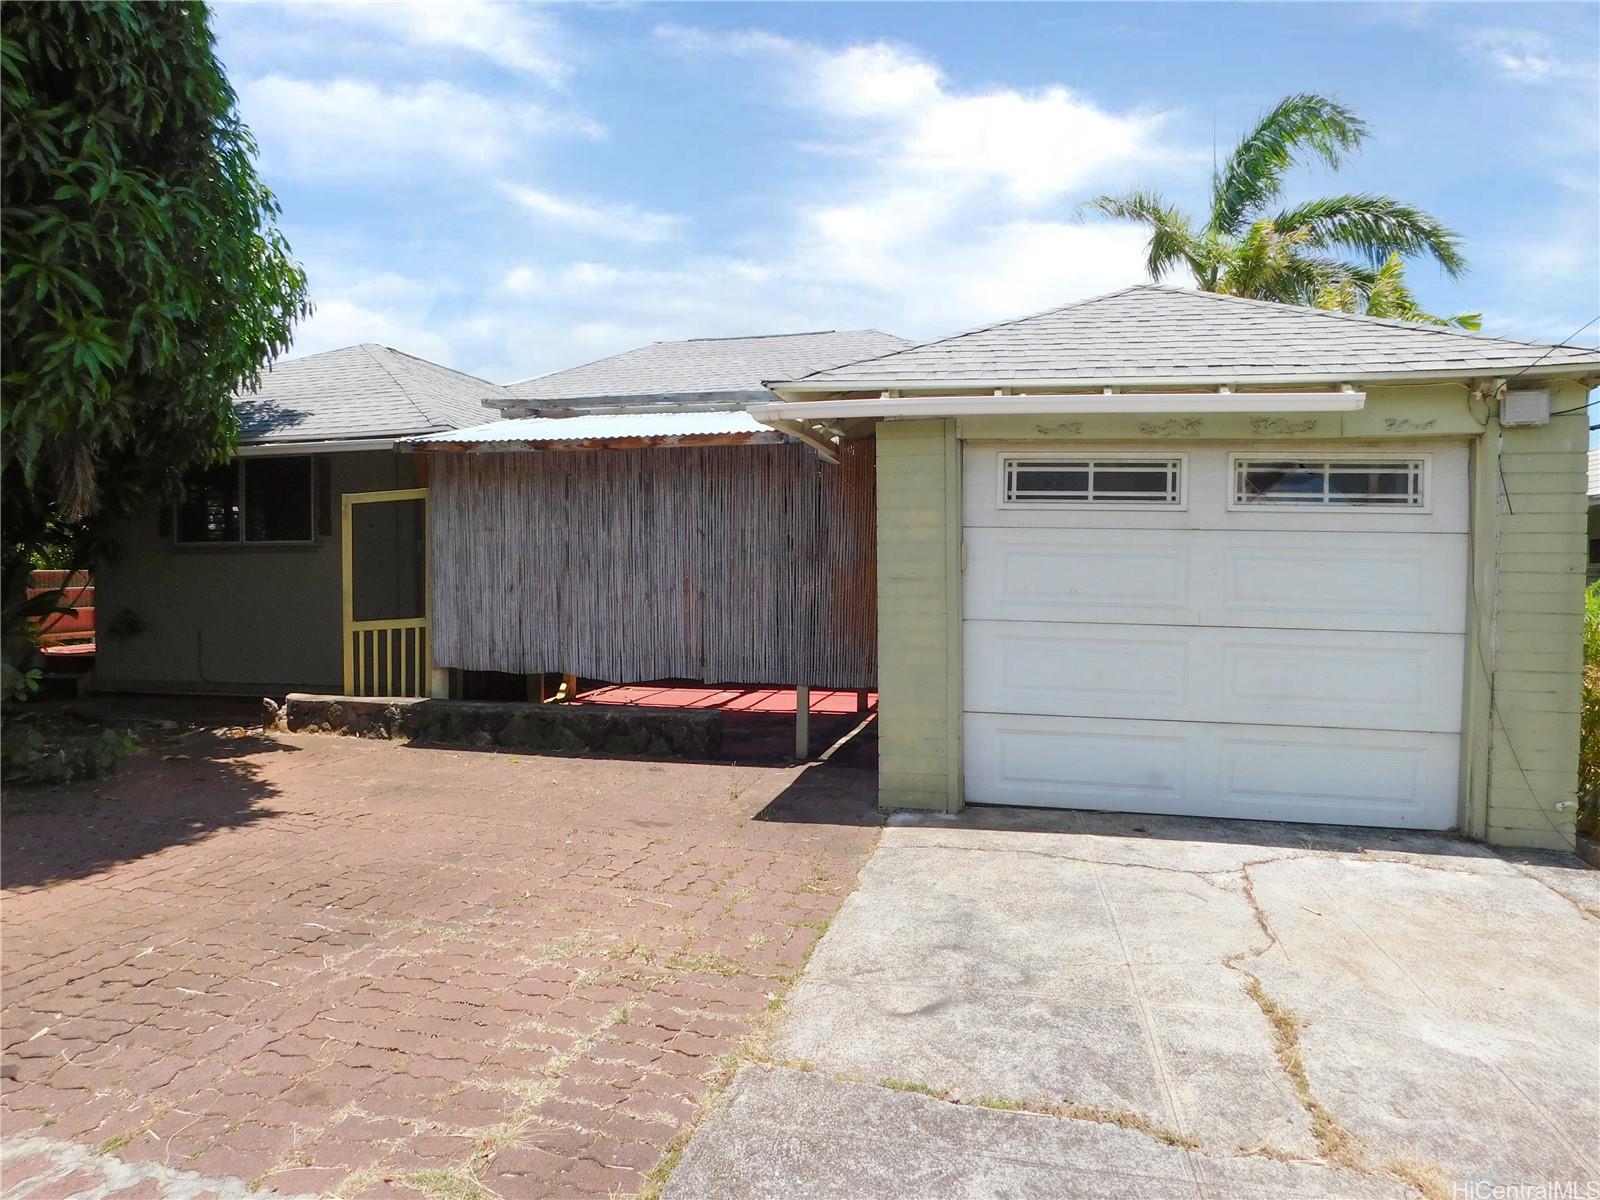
[
  {"left": 236, "top": 344, "right": 510, "bottom": 443},
  {"left": 785, "top": 286, "right": 1600, "bottom": 388},
  {"left": 503, "top": 330, "right": 911, "bottom": 407}
]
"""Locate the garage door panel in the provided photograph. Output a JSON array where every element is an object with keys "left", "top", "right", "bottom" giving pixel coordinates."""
[
  {"left": 965, "top": 714, "right": 1458, "bottom": 829},
  {"left": 967, "top": 527, "right": 1464, "bottom": 632},
  {"left": 966, "top": 622, "right": 1462, "bottom": 732},
  {"left": 1217, "top": 635, "right": 1461, "bottom": 732},
  {"left": 1217, "top": 734, "right": 1443, "bottom": 821},
  {"left": 966, "top": 624, "right": 1193, "bottom": 717},
  {"left": 1219, "top": 537, "right": 1466, "bottom": 632},
  {"left": 967, "top": 716, "right": 1192, "bottom": 809},
  {"left": 967, "top": 530, "right": 1193, "bottom": 622}
]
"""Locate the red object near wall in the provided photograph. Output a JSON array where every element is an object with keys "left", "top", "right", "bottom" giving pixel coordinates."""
[{"left": 28, "top": 569, "right": 95, "bottom": 657}]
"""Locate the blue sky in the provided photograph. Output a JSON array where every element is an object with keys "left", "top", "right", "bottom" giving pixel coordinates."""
[{"left": 212, "top": 1, "right": 1600, "bottom": 384}]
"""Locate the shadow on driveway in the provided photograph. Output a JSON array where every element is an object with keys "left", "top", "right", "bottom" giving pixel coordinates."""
[
  {"left": 889, "top": 801, "right": 1521, "bottom": 861},
  {"left": 1, "top": 730, "right": 290, "bottom": 891},
  {"left": 749, "top": 760, "right": 884, "bottom": 828}
]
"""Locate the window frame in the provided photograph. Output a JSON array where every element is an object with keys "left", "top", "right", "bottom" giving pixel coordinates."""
[
  {"left": 1226, "top": 452, "right": 1432, "bottom": 513},
  {"left": 172, "top": 456, "right": 318, "bottom": 547},
  {"left": 996, "top": 451, "right": 1188, "bottom": 511}
]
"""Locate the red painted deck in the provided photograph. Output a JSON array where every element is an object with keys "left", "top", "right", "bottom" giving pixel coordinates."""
[{"left": 575, "top": 684, "right": 877, "bottom": 715}]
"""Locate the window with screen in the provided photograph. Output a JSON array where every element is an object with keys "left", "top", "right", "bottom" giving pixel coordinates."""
[
  {"left": 1003, "top": 457, "right": 1183, "bottom": 507},
  {"left": 1233, "top": 458, "right": 1424, "bottom": 507},
  {"left": 175, "top": 458, "right": 315, "bottom": 544}
]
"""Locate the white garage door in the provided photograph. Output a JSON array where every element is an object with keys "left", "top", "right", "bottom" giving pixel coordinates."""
[{"left": 962, "top": 444, "right": 1467, "bottom": 828}]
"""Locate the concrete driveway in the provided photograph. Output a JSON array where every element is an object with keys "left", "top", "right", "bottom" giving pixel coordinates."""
[{"left": 668, "top": 808, "right": 1600, "bottom": 1199}]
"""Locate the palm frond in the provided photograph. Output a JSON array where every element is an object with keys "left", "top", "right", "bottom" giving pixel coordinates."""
[
  {"left": 1086, "top": 189, "right": 1201, "bottom": 282},
  {"left": 1271, "top": 194, "right": 1467, "bottom": 277},
  {"left": 1209, "top": 93, "right": 1367, "bottom": 236}
]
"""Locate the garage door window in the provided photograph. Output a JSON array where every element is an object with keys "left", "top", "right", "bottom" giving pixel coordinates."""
[
  {"left": 1232, "top": 458, "right": 1425, "bottom": 508},
  {"left": 1003, "top": 457, "right": 1183, "bottom": 508}
]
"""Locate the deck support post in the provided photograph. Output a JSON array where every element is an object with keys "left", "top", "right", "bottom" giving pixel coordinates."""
[
  {"left": 795, "top": 685, "right": 811, "bottom": 761},
  {"left": 429, "top": 667, "right": 450, "bottom": 699}
]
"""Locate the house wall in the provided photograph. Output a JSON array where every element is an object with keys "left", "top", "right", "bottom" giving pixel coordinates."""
[
  {"left": 94, "top": 450, "right": 418, "bottom": 696},
  {"left": 875, "top": 380, "right": 1590, "bottom": 848}
]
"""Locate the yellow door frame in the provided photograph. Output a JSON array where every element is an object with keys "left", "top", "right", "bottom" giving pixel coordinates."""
[{"left": 341, "top": 488, "right": 431, "bottom": 697}]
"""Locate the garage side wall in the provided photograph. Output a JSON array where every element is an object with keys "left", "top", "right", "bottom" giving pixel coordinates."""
[
  {"left": 1478, "top": 380, "right": 1588, "bottom": 850},
  {"left": 876, "top": 421, "right": 963, "bottom": 812}
]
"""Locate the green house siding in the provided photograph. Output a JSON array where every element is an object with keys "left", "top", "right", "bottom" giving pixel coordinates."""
[
  {"left": 875, "top": 381, "right": 1590, "bottom": 849},
  {"left": 876, "top": 420, "right": 962, "bottom": 812},
  {"left": 1477, "top": 380, "right": 1587, "bottom": 849},
  {"left": 95, "top": 449, "right": 418, "bottom": 696}
]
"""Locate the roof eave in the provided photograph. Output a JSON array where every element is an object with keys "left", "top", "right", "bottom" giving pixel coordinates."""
[
  {"left": 235, "top": 435, "right": 409, "bottom": 456},
  {"left": 770, "top": 360, "right": 1600, "bottom": 397},
  {"left": 404, "top": 431, "right": 791, "bottom": 454},
  {"left": 495, "top": 388, "right": 773, "bottom": 415}
]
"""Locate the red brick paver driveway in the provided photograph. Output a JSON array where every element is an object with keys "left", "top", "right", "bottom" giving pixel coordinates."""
[{"left": 1, "top": 730, "right": 880, "bottom": 1198}]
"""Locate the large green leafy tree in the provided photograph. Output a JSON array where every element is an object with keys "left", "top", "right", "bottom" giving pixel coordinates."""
[
  {"left": 1090, "top": 94, "right": 1466, "bottom": 317},
  {"left": 1, "top": 1, "right": 308, "bottom": 598}
]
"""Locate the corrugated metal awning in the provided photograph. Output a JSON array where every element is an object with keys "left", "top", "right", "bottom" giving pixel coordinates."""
[{"left": 403, "top": 410, "right": 789, "bottom": 453}]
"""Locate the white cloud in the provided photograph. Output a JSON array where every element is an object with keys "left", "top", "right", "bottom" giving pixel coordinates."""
[
  {"left": 299, "top": 0, "right": 572, "bottom": 82},
  {"left": 645, "top": 28, "right": 1173, "bottom": 337},
  {"left": 278, "top": 28, "right": 1186, "bottom": 381},
  {"left": 1460, "top": 29, "right": 1580, "bottom": 82},
  {"left": 284, "top": 270, "right": 455, "bottom": 364},
  {"left": 239, "top": 76, "right": 601, "bottom": 180},
  {"left": 804, "top": 42, "right": 1167, "bottom": 204},
  {"left": 501, "top": 186, "right": 686, "bottom": 244}
]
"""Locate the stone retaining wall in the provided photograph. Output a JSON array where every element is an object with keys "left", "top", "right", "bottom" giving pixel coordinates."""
[{"left": 276, "top": 694, "right": 722, "bottom": 759}]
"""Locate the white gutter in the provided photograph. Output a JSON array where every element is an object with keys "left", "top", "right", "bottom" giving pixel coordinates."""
[
  {"left": 750, "top": 389, "right": 1365, "bottom": 422},
  {"left": 236, "top": 438, "right": 399, "bottom": 457},
  {"left": 768, "top": 362, "right": 1600, "bottom": 393}
]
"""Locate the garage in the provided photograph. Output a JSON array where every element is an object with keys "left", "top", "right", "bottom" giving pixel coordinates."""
[{"left": 961, "top": 442, "right": 1468, "bottom": 828}]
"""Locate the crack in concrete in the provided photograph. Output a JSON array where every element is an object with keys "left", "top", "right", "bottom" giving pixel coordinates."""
[
  {"left": 1224, "top": 858, "right": 1451, "bottom": 1200},
  {"left": 1501, "top": 858, "right": 1600, "bottom": 924}
]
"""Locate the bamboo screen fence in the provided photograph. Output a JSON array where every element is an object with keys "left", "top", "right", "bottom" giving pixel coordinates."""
[{"left": 428, "top": 440, "right": 877, "bottom": 689}]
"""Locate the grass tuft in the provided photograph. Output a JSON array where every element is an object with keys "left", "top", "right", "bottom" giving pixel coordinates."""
[
  {"left": 1240, "top": 975, "right": 1360, "bottom": 1169},
  {"left": 973, "top": 1096, "right": 1026, "bottom": 1112},
  {"left": 95, "top": 1132, "right": 133, "bottom": 1155},
  {"left": 877, "top": 1077, "right": 948, "bottom": 1099},
  {"left": 395, "top": 1168, "right": 484, "bottom": 1200}
]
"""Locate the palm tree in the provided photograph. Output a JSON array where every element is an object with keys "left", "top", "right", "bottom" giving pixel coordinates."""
[
  {"left": 1315, "top": 253, "right": 1481, "bottom": 329},
  {"left": 1089, "top": 94, "right": 1466, "bottom": 312}
]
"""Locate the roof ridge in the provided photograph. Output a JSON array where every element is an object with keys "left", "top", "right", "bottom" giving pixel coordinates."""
[
  {"left": 362, "top": 345, "right": 449, "bottom": 431},
  {"left": 1160, "top": 286, "right": 1599, "bottom": 352},
  {"left": 781, "top": 285, "right": 1151, "bottom": 384},
  {"left": 503, "top": 329, "right": 908, "bottom": 388},
  {"left": 380, "top": 345, "right": 507, "bottom": 393},
  {"left": 683, "top": 329, "right": 840, "bottom": 343}
]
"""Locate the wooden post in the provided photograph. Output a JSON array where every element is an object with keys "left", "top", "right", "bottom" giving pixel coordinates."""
[
  {"left": 340, "top": 495, "right": 355, "bottom": 694},
  {"left": 429, "top": 667, "right": 450, "bottom": 699},
  {"left": 795, "top": 684, "right": 810, "bottom": 761},
  {"left": 855, "top": 689, "right": 870, "bottom": 714}
]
